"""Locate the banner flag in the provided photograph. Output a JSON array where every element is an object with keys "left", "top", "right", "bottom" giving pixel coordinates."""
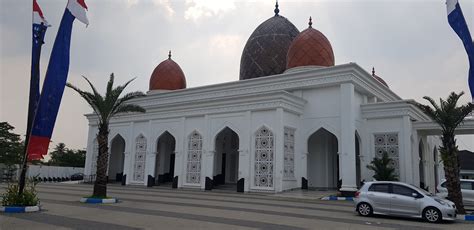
[
  {"left": 27, "top": 0, "right": 88, "bottom": 160},
  {"left": 28, "top": 0, "right": 49, "bottom": 143},
  {"left": 447, "top": 0, "right": 474, "bottom": 100}
]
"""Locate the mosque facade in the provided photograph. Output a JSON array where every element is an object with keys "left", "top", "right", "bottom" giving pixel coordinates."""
[{"left": 83, "top": 4, "right": 443, "bottom": 195}]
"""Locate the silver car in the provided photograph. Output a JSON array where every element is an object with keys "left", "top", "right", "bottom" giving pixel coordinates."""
[
  {"left": 437, "top": 179, "right": 474, "bottom": 208},
  {"left": 354, "top": 181, "right": 456, "bottom": 223}
]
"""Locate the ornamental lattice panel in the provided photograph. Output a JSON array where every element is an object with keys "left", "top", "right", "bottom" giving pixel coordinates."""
[
  {"left": 254, "top": 126, "right": 274, "bottom": 187},
  {"left": 90, "top": 138, "right": 98, "bottom": 175},
  {"left": 186, "top": 131, "right": 202, "bottom": 184},
  {"left": 374, "top": 133, "right": 399, "bottom": 176},
  {"left": 133, "top": 135, "right": 147, "bottom": 182},
  {"left": 283, "top": 127, "right": 295, "bottom": 179}
]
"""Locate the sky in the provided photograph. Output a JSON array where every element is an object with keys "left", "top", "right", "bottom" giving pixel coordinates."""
[{"left": 1, "top": 0, "right": 473, "bottom": 156}]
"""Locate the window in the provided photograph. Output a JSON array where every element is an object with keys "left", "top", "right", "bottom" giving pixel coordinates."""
[
  {"left": 368, "top": 183, "right": 389, "bottom": 193},
  {"left": 392, "top": 184, "right": 418, "bottom": 197},
  {"left": 441, "top": 182, "right": 446, "bottom": 188},
  {"left": 461, "top": 181, "right": 473, "bottom": 190}
]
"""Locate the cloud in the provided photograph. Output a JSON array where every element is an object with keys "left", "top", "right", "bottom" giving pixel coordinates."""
[
  {"left": 184, "top": 0, "right": 236, "bottom": 21},
  {"left": 126, "top": 0, "right": 174, "bottom": 17},
  {"left": 208, "top": 34, "right": 242, "bottom": 56}
]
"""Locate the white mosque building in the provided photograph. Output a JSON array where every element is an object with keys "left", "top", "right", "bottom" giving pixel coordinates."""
[{"left": 83, "top": 5, "right": 467, "bottom": 195}]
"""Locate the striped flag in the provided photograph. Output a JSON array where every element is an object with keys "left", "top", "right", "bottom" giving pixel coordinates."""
[
  {"left": 28, "top": 0, "right": 49, "bottom": 145},
  {"left": 27, "top": 0, "right": 89, "bottom": 161},
  {"left": 447, "top": 0, "right": 474, "bottom": 101}
]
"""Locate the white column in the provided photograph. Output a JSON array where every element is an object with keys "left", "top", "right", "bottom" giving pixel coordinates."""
[
  {"left": 176, "top": 117, "right": 186, "bottom": 188},
  {"left": 402, "top": 115, "right": 414, "bottom": 184},
  {"left": 274, "top": 108, "right": 284, "bottom": 192},
  {"left": 340, "top": 83, "right": 357, "bottom": 193},
  {"left": 244, "top": 111, "right": 251, "bottom": 192}
]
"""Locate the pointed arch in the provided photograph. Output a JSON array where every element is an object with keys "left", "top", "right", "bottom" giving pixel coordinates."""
[
  {"left": 186, "top": 130, "right": 203, "bottom": 184},
  {"left": 155, "top": 131, "right": 176, "bottom": 185},
  {"left": 109, "top": 134, "right": 126, "bottom": 182},
  {"left": 419, "top": 139, "right": 425, "bottom": 188},
  {"left": 307, "top": 128, "right": 339, "bottom": 189},
  {"left": 355, "top": 131, "right": 362, "bottom": 187},
  {"left": 254, "top": 125, "right": 274, "bottom": 188}
]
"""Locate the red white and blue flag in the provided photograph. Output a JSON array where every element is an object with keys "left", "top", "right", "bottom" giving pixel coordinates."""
[
  {"left": 447, "top": 0, "right": 474, "bottom": 101},
  {"left": 28, "top": 0, "right": 49, "bottom": 150},
  {"left": 27, "top": 0, "right": 89, "bottom": 161}
]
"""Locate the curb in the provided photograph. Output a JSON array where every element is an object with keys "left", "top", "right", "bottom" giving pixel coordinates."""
[
  {"left": 457, "top": 215, "right": 474, "bottom": 221},
  {"left": 0, "top": 206, "right": 40, "bottom": 213},
  {"left": 80, "top": 197, "right": 117, "bottom": 204},
  {"left": 321, "top": 196, "right": 354, "bottom": 201}
]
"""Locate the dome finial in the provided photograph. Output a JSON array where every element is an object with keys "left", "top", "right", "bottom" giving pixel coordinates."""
[
  {"left": 372, "top": 67, "right": 375, "bottom": 76},
  {"left": 168, "top": 50, "right": 172, "bottom": 59},
  {"left": 308, "top": 16, "right": 312, "bottom": 28},
  {"left": 274, "top": 0, "right": 279, "bottom": 15}
]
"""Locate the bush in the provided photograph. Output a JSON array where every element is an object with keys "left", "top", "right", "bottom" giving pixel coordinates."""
[{"left": 1, "top": 178, "right": 39, "bottom": 207}]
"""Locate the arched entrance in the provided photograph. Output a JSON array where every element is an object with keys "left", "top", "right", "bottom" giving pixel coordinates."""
[
  {"left": 355, "top": 132, "right": 361, "bottom": 188},
  {"left": 155, "top": 131, "right": 176, "bottom": 186},
  {"left": 419, "top": 140, "right": 425, "bottom": 189},
  {"left": 109, "top": 135, "right": 125, "bottom": 183},
  {"left": 213, "top": 127, "right": 239, "bottom": 191},
  {"left": 433, "top": 148, "right": 439, "bottom": 188},
  {"left": 307, "top": 128, "right": 339, "bottom": 189}
]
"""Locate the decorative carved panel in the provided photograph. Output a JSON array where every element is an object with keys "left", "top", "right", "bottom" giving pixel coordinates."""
[
  {"left": 134, "top": 135, "right": 147, "bottom": 182},
  {"left": 186, "top": 131, "right": 202, "bottom": 184},
  {"left": 284, "top": 127, "right": 295, "bottom": 179},
  {"left": 374, "top": 133, "right": 399, "bottom": 176},
  {"left": 254, "top": 126, "right": 274, "bottom": 187}
]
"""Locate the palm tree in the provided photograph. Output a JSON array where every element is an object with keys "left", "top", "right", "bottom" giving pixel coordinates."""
[
  {"left": 366, "top": 151, "right": 398, "bottom": 181},
  {"left": 411, "top": 92, "right": 473, "bottom": 214},
  {"left": 67, "top": 73, "right": 145, "bottom": 198}
]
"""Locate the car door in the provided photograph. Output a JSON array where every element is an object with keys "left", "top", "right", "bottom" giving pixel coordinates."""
[
  {"left": 461, "top": 181, "right": 474, "bottom": 207},
  {"left": 390, "top": 184, "right": 421, "bottom": 216},
  {"left": 366, "top": 183, "right": 391, "bottom": 214}
]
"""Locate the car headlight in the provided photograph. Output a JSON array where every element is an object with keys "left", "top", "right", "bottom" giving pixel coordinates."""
[{"left": 434, "top": 198, "right": 449, "bottom": 206}]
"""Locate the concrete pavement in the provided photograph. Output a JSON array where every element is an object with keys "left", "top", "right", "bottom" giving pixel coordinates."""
[{"left": 1, "top": 183, "right": 473, "bottom": 229}]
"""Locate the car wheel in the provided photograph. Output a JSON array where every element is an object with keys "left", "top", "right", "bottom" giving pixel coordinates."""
[
  {"left": 357, "top": 203, "right": 373, "bottom": 216},
  {"left": 423, "top": 207, "right": 442, "bottom": 223}
]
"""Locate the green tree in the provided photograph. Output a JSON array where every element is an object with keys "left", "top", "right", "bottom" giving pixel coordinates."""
[
  {"left": 366, "top": 152, "right": 398, "bottom": 181},
  {"left": 0, "top": 122, "right": 23, "bottom": 171},
  {"left": 48, "top": 143, "right": 86, "bottom": 167},
  {"left": 411, "top": 92, "right": 473, "bottom": 214},
  {"left": 67, "top": 73, "right": 145, "bottom": 198}
]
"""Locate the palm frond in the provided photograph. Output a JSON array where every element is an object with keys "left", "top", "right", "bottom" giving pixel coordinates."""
[{"left": 113, "top": 104, "right": 146, "bottom": 116}]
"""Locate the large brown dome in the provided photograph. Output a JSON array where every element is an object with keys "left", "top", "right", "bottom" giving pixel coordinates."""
[
  {"left": 372, "top": 67, "right": 389, "bottom": 88},
  {"left": 287, "top": 17, "right": 334, "bottom": 69},
  {"left": 149, "top": 51, "right": 186, "bottom": 91},
  {"left": 239, "top": 3, "right": 299, "bottom": 80}
]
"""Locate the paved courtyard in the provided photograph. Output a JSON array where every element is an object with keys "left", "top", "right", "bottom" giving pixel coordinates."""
[{"left": 1, "top": 183, "right": 473, "bottom": 230}]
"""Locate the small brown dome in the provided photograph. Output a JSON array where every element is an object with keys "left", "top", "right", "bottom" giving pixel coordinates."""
[
  {"left": 372, "top": 67, "right": 389, "bottom": 88},
  {"left": 149, "top": 51, "right": 186, "bottom": 91},
  {"left": 287, "top": 17, "right": 335, "bottom": 69}
]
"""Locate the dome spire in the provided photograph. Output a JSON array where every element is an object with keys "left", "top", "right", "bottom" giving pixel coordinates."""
[
  {"left": 372, "top": 67, "right": 375, "bottom": 76},
  {"left": 274, "top": 0, "right": 279, "bottom": 16},
  {"left": 308, "top": 16, "right": 312, "bottom": 28},
  {"left": 168, "top": 50, "right": 172, "bottom": 59}
]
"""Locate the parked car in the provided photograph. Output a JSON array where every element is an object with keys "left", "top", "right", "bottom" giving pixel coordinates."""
[
  {"left": 437, "top": 179, "right": 474, "bottom": 208},
  {"left": 70, "top": 173, "right": 84, "bottom": 181},
  {"left": 354, "top": 181, "right": 456, "bottom": 223}
]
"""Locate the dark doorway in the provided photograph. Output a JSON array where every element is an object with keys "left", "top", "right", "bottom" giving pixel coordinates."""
[
  {"left": 213, "top": 127, "right": 239, "bottom": 191},
  {"left": 155, "top": 131, "right": 176, "bottom": 186}
]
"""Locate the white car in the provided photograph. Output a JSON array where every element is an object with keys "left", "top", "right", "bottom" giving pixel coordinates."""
[
  {"left": 355, "top": 181, "right": 456, "bottom": 223},
  {"left": 437, "top": 179, "right": 474, "bottom": 208}
]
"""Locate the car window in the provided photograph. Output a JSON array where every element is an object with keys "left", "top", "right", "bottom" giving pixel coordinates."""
[
  {"left": 368, "top": 183, "right": 389, "bottom": 193},
  {"left": 392, "top": 184, "right": 418, "bottom": 197},
  {"left": 461, "top": 181, "right": 473, "bottom": 190},
  {"left": 440, "top": 182, "right": 446, "bottom": 188}
]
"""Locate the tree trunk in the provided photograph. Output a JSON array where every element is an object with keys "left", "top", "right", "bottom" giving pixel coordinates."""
[
  {"left": 93, "top": 124, "right": 109, "bottom": 198},
  {"left": 442, "top": 133, "right": 465, "bottom": 214}
]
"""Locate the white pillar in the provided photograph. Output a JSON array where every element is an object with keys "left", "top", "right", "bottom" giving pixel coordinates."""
[
  {"left": 274, "top": 108, "right": 284, "bottom": 192},
  {"left": 340, "top": 83, "right": 357, "bottom": 194},
  {"left": 402, "top": 115, "right": 414, "bottom": 184}
]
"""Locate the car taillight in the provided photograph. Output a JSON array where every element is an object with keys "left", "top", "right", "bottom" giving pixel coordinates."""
[{"left": 355, "top": 191, "right": 360, "bottom": 198}]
